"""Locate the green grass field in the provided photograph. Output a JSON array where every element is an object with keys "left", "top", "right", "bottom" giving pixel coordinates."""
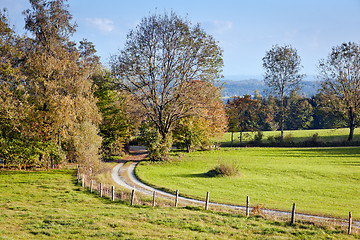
[
  {"left": 2, "top": 170, "right": 357, "bottom": 239},
  {"left": 136, "top": 147, "right": 360, "bottom": 220},
  {"left": 219, "top": 128, "right": 360, "bottom": 146}
]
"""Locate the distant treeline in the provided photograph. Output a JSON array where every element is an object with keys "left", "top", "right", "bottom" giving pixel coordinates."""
[{"left": 226, "top": 91, "right": 347, "bottom": 134}]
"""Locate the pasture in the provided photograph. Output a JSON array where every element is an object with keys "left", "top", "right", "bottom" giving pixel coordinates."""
[
  {"left": 219, "top": 128, "right": 360, "bottom": 146},
  {"left": 1, "top": 170, "right": 356, "bottom": 239},
  {"left": 136, "top": 147, "right": 360, "bottom": 220}
]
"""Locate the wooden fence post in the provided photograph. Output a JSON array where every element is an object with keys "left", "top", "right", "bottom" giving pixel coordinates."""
[
  {"left": 175, "top": 190, "right": 179, "bottom": 207},
  {"left": 90, "top": 180, "right": 93, "bottom": 192},
  {"left": 100, "top": 183, "right": 103, "bottom": 197},
  {"left": 291, "top": 203, "right": 296, "bottom": 225},
  {"left": 348, "top": 212, "right": 352, "bottom": 234},
  {"left": 131, "top": 189, "right": 135, "bottom": 206},
  {"left": 112, "top": 186, "right": 115, "bottom": 201},
  {"left": 246, "top": 196, "right": 250, "bottom": 217},
  {"left": 205, "top": 192, "right": 210, "bottom": 210},
  {"left": 152, "top": 191, "right": 156, "bottom": 207},
  {"left": 77, "top": 165, "right": 80, "bottom": 182}
]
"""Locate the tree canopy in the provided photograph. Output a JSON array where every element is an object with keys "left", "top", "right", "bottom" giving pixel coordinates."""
[
  {"left": 0, "top": 0, "right": 102, "bottom": 170},
  {"left": 263, "top": 44, "right": 304, "bottom": 141},
  {"left": 110, "top": 11, "right": 224, "bottom": 160},
  {"left": 226, "top": 95, "right": 260, "bottom": 143},
  {"left": 319, "top": 42, "right": 360, "bottom": 141}
]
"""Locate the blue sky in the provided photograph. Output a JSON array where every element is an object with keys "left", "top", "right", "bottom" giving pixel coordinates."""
[{"left": 2, "top": 0, "right": 360, "bottom": 79}]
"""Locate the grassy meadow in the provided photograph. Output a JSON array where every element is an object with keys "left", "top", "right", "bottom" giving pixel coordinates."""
[
  {"left": 219, "top": 128, "right": 360, "bottom": 146},
  {"left": 2, "top": 170, "right": 358, "bottom": 239},
  {"left": 136, "top": 147, "right": 360, "bottom": 220}
]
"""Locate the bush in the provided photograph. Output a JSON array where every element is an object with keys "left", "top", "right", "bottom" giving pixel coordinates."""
[
  {"left": 284, "top": 133, "right": 294, "bottom": 143},
  {"left": 267, "top": 135, "right": 275, "bottom": 142},
  {"left": 206, "top": 160, "right": 241, "bottom": 177},
  {"left": 312, "top": 133, "right": 319, "bottom": 143},
  {"left": 72, "top": 121, "right": 103, "bottom": 172},
  {"left": 274, "top": 135, "right": 282, "bottom": 142},
  {"left": 254, "top": 131, "right": 263, "bottom": 142},
  {"left": 301, "top": 132, "right": 322, "bottom": 147},
  {"left": 138, "top": 122, "right": 172, "bottom": 161}
]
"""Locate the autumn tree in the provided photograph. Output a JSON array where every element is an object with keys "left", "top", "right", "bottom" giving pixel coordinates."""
[
  {"left": 225, "top": 95, "right": 260, "bottom": 144},
  {"left": 319, "top": 42, "right": 360, "bottom": 141},
  {"left": 258, "top": 94, "right": 279, "bottom": 131},
  {"left": 21, "top": 0, "right": 101, "bottom": 169},
  {"left": 111, "top": 12, "right": 223, "bottom": 160},
  {"left": 0, "top": 9, "right": 32, "bottom": 168},
  {"left": 263, "top": 45, "right": 304, "bottom": 141},
  {"left": 173, "top": 83, "right": 227, "bottom": 152}
]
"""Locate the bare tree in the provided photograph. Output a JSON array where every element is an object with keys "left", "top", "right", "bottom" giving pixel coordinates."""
[
  {"left": 262, "top": 45, "right": 304, "bottom": 141},
  {"left": 110, "top": 12, "right": 223, "bottom": 160},
  {"left": 319, "top": 42, "right": 360, "bottom": 141}
]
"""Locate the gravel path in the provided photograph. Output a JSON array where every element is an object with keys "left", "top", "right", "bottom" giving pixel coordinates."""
[{"left": 111, "top": 148, "right": 359, "bottom": 229}]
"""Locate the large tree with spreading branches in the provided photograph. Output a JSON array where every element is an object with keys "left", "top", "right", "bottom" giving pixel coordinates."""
[
  {"left": 319, "top": 42, "right": 360, "bottom": 141},
  {"left": 110, "top": 12, "right": 223, "bottom": 160}
]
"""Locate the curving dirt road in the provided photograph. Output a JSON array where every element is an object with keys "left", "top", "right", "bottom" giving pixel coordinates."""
[{"left": 112, "top": 148, "right": 359, "bottom": 229}]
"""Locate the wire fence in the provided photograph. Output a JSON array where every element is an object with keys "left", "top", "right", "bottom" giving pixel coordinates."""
[{"left": 76, "top": 165, "right": 356, "bottom": 235}]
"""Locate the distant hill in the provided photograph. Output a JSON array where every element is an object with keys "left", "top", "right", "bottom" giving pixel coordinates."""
[{"left": 220, "top": 77, "right": 319, "bottom": 100}]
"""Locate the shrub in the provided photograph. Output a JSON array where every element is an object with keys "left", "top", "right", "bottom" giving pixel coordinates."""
[
  {"left": 254, "top": 131, "right": 263, "bottom": 142},
  {"left": 72, "top": 121, "right": 102, "bottom": 172},
  {"left": 138, "top": 122, "right": 172, "bottom": 161},
  {"left": 206, "top": 160, "right": 241, "bottom": 177},
  {"left": 252, "top": 204, "right": 264, "bottom": 216},
  {"left": 267, "top": 135, "right": 275, "bottom": 142},
  {"left": 274, "top": 135, "right": 282, "bottom": 142},
  {"left": 284, "top": 133, "right": 293, "bottom": 143},
  {"left": 301, "top": 132, "right": 322, "bottom": 147},
  {"left": 311, "top": 133, "right": 319, "bottom": 143}
]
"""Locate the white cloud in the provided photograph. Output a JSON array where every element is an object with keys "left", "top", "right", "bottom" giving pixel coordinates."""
[
  {"left": 210, "top": 20, "right": 233, "bottom": 34},
  {"left": 86, "top": 18, "right": 114, "bottom": 33}
]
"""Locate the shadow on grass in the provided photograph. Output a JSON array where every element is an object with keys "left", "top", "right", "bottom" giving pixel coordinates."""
[
  {"left": 176, "top": 172, "right": 223, "bottom": 178},
  {"left": 339, "top": 161, "right": 360, "bottom": 166},
  {"left": 299, "top": 147, "right": 360, "bottom": 157}
]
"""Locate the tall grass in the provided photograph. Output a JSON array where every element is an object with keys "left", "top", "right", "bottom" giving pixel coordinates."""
[{"left": 207, "top": 159, "right": 241, "bottom": 177}]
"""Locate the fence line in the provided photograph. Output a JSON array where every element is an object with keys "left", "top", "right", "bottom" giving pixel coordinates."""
[{"left": 76, "top": 169, "right": 355, "bottom": 235}]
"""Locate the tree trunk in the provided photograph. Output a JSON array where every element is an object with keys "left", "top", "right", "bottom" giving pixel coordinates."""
[
  {"left": 231, "top": 132, "right": 234, "bottom": 146},
  {"left": 240, "top": 131, "right": 243, "bottom": 143},
  {"left": 39, "top": 153, "right": 44, "bottom": 168},
  {"left": 280, "top": 97, "right": 284, "bottom": 142},
  {"left": 348, "top": 107, "right": 355, "bottom": 142},
  {"left": 157, "top": 130, "right": 171, "bottom": 161}
]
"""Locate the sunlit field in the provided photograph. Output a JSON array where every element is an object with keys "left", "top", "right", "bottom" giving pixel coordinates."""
[
  {"left": 218, "top": 128, "right": 360, "bottom": 146},
  {"left": 137, "top": 147, "right": 360, "bottom": 220},
  {"left": 2, "top": 170, "right": 357, "bottom": 239}
]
